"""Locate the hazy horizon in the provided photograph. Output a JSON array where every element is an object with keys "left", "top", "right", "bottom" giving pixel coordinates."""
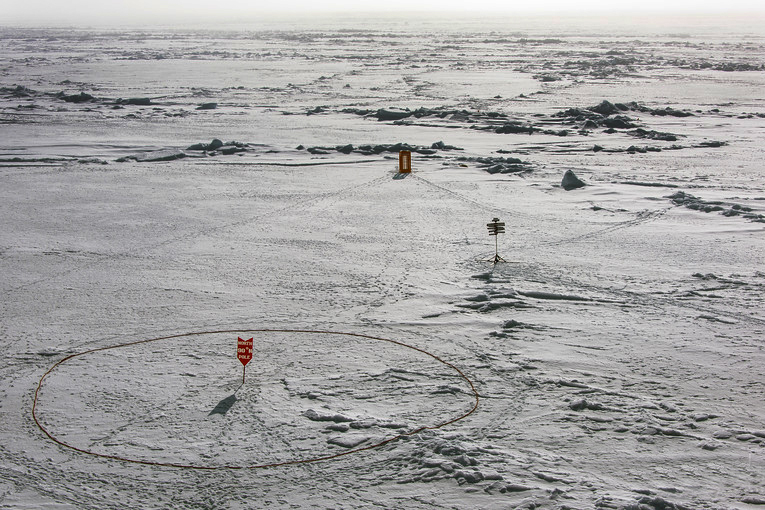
[{"left": 3, "top": 0, "right": 765, "bottom": 26}]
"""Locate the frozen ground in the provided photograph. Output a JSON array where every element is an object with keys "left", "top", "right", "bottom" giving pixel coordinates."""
[{"left": 1, "top": 13, "right": 765, "bottom": 509}]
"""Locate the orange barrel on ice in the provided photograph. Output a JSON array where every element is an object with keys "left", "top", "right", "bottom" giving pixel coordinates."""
[{"left": 399, "top": 150, "right": 412, "bottom": 173}]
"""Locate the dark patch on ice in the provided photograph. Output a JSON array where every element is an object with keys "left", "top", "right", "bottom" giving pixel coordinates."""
[
  {"left": 602, "top": 115, "right": 638, "bottom": 129},
  {"left": 558, "top": 379, "right": 590, "bottom": 389},
  {"left": 501, "top": 483, "right": 533, "bottom": 492},
  {"left": 502, "top": 319, "right": 526, "bottom": 329},
  {"left": 455, "top": 470, "right": 484, "bottom": 483},
  {"left": 209, "top": 393, "right": 237, "bottom": 416},
  {"left": 306, "top": 147, "right": 332, "bottom": 155},
  {"left": 431, "top": 141, "right": 461, "bottom": 150},
  {"left": 737, "top": 112, "right": 765, "bottom": 119},
  {"left": 568, "top": 398, "right": 604, "bottom": 411},
  {"left": 561, "top": 170, "right": 585, "bottom": 190},
  {"left": 557, "top": 100, "right": 693, "bottom": 122},
  {"left": 187, "top": 138, "right": 223, "bottom": 151},
  {"left": 697, "top": 140, "right": 728, "bottom": 148},
  {"left": 471, "top": 272, "right": 494, "bottom": 282},
  {"left": 303, "top": 409, "right": 353, "bottom": 423},
  {"left": 587, "top": 144, "right": 688, "bottom": 154},
  {"left": 300, "top": 141, "right": 463, "bottom": 157},
  {"left": 36, "top": 349, "right": 64, "bottom": 357},
  {"left": 78, "top": 157, "right": 109, "bottom": 165},
  {"left": 620, "top": 181, "right": 679, "bottom": 188},
  {"left": 535, "top": 73, "right": 562, "bottom": 82},
  {"left": 628, "top": 128, "right": 679, "bottom": 141},
  {"left": 117, "top": 140, "right": 252, "bottom": 162},
  {"left": 517, "top": 290, "right": 590, "bottom": 302},
  {"left": 627, "top": 145, "right": 663, "bottom": 153},
  {"left": 465, "top": 293, "right": 490, "bottom": 302},
  {"left": 334, "top": 100, "right": 705, "bottom": 149},
  {"left": 306, "top": 106, "right": 326, "bottom": 115},
  {"left": 554, "top": 102, "right": 638, "bottom": 130},
  {"left": 459, "top": 299, "right": 534, "bottom": 313},
  {"left": 374, "top": 108, "right": 412, "bottom": 121},
  {"left": 549, "top": 100, "right": 697, "bottom": 141},
  {"left": 0, "top": 156, "right": 73, "bottom": 165},
  {"left": 630, "top": 103, "right": 695, "bottom": 118},
  {"left": 454, "top": 454, "right": 479, "bottom": 467},
  {"left": 0, "top": 85, "right": 36, "bottom": 97},
  {"left": 345, "top": 105, "right": 569, "bottom": 137},
  {"left": 394, "top": 436, "right": 510, "bottom": 486},
  {"left": 456, "top": 156, "right": 533, "bottom": 174},
  {"left": 116, "top": 97, "right": 153, "bottom": 106},
  {"left": 117, "top": 149, "right": 187, "bottom": 163},
  {"left": 533, "top": 471, "right": 573, "bottom": 484},
  {"left": 668, "top": 191, "right": 765, "bottom": 222},
  {"left": 587, "top": 101, "right": 626, "bottom": 116},
  {"left": 344, "top": 106, "right": 503, "bottom": 124},
  {"left": 432, "top": 385, "right": 465, "bottom": 395},
  {"left": 631, "top": 495, "right": 692, "bottom": 510},
  {"left": 492, "top": 318, "right": 545, "bottom": 338},
  {"left": 698, "top": 314, "right": 737, "bottom": 325},
  {"left": 58, "top": 91, "right": 96, "bottom": 103},
  {"left": 494, "top": 122, "right": 536, "bottom": 134},
  {"left": 710, "top": 62, "right": 765, "bottom": 71}
]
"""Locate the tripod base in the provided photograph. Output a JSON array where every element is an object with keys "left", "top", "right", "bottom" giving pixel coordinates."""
[{"left": 487, "top": 254, "right": 507, "bottom": 264}]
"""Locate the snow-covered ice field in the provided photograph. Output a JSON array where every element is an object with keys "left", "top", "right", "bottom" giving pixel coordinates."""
[{"left": 1, "top": 13, "right": 765, "bottom": 509}]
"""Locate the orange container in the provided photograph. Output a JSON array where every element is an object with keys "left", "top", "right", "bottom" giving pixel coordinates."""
[{"left": 399, "top": 150, "right": 412, "bottom": 173}]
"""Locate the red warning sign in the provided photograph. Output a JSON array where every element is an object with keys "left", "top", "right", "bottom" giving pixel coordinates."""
[{"left": 237, "top": 337, "right": 253, "bottom": 366}]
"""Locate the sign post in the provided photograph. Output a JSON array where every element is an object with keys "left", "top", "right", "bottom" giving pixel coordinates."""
[
  {"left": 486, "top": 217, "right": 506, "bottom": 264},
  {"left": 237, "top": 337, "right": 253, "bottom": 384}
]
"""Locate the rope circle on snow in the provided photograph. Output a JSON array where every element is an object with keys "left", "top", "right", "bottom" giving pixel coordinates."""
[{"left": 32, "top": 328, "right": 479, "bottom": 470}]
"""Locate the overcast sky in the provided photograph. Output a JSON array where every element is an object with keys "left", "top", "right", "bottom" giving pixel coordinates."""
[{"left": 4, "top": 0, "right": 765, "bottom": 25}]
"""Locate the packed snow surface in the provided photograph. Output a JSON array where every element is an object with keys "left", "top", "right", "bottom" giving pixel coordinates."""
[{"left": 1, "top": 12, "right": 765, "bottom": 509}]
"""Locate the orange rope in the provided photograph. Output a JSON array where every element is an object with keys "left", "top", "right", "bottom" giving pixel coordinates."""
[{"left": 32, "top": 328, "right": 480, "bottom": 470}]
